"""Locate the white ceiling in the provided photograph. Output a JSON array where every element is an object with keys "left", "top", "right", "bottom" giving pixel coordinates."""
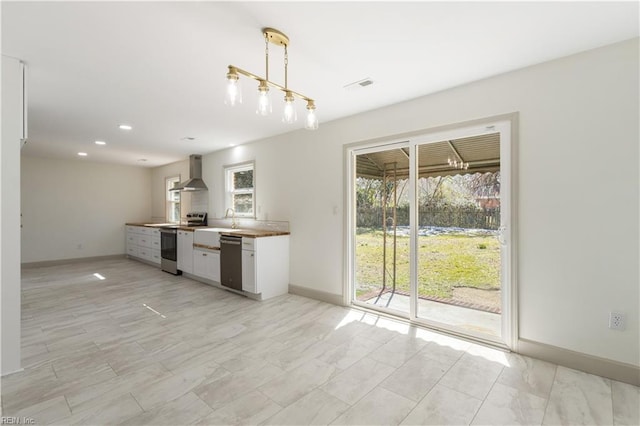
[{"left": 2, "top": 1, "right": 638, "bottom": 167}]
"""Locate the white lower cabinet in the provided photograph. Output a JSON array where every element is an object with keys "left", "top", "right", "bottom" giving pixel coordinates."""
[
  {"left": 177, "top": 230, "right": 194, "bottom": 273},
  {"left": 193, "top": 248, "right": 220, "bottom": 282},
  {"left": 240, "top": 236, "right": 289, "bottom": 299},
  {"left": 125, "top": 224, "right": 289, "bottom": 300},
  {"left": 126, "top": 226, "right": 160, "bottom": 265}
]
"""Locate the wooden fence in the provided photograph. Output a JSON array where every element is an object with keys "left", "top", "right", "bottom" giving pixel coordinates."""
[{"left": 357, "top": 206, "right": 500, "bottom": 230}]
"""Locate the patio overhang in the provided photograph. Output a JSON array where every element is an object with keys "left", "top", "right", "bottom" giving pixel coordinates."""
[{"left": 356, "top": 132, "right": 500, "bottom": 180}]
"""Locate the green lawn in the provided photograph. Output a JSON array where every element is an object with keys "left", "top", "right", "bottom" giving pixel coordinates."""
[{"left": 355, "top": 229, "right": 500, "bottom": 300}]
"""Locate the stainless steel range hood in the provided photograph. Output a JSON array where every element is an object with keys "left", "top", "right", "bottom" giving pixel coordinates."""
[{"left": 171, "top": 154, "right": 208, "bottom": 191}]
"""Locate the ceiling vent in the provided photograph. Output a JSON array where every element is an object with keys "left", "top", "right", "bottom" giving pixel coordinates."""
[{"left": 344, "top": 78, "right": 374, "bottom": 91}]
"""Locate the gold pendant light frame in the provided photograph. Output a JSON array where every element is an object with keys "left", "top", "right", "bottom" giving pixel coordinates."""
[{"left": 225, "top": 27, "right": 318, "bottom": 129}]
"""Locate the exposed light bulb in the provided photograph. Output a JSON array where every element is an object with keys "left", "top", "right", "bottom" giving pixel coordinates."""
[
  {"left": 256, "top": 81, "right": 272, "bottom": 116},
  {"left": 304, "top": 101, "right": 318, "bottom": 130},
  {"left": 225, "top": 79, "right": 241, "bottom": 106},
  {"left": 282, "top": 91, "right": 297, "bottom": 124},
  {"left": 224, "top": 68, "right": 242, "bottom": 106}
]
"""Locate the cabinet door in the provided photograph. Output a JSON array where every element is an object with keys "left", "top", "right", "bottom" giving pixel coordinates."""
[
  {"left": 209, "top": 251, "right": 220, "bottom": 282},
  {"left": 177, "top": 231, "right": 194, "bottom": 273},
  {"left": 193, "top": 249, "right": 219, "bottom": 281},
  {"left": 242, "top": 250, "right": 256, "bottom": 293},
  {"left": 193, "top": 250, "right": 207, "bottom": 278}
]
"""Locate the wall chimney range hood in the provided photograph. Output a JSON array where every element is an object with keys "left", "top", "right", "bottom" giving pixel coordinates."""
[{"left": 171, "top": 154, "right": 208, "bottom": 191}]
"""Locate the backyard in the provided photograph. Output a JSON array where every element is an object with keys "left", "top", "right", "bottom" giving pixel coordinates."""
[{"left": 355, "top": 227, "right": 501, "bottom": 313}]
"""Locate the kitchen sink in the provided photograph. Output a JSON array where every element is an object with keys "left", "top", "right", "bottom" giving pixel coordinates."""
[{"left": 194, "top": 227, "right": 244, "bottom": 247}]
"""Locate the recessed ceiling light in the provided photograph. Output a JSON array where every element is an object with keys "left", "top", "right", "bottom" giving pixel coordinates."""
[
  {"left": 95, "top": 140, "right": 106, "bottom": 145},
  {"left": 78, "top": 152, "right": 88, "bottom": 156},
  {"left": 119, "top": 124, "right": 132, "bottom": 130},
  {"left": 229, "top": 143, "right": 236, "bottom": 147}
]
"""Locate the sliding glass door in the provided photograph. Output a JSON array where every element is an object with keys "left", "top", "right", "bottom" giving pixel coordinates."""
[
  {"left": 348, "top": 119, "right": 514, "bottom": 347},
  {"left": 353, "top": 143, "right": 411, "bottom": 317},
  {"left": 414, "top": 133, "right": 504, "bottom": 339}
]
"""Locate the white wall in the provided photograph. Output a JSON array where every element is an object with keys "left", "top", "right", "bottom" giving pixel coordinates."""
[
  {"left": 1, "top": 56, "right": 24, "bottom": 375},
  {"left": 202, "top": 39, "right": 639, "bottom": 367},
  {"left": 150, "top": 158, "right": 187, "bottom": 222},
  {"left": 21, "top": 156, "right": 152, "bottom": 263}
]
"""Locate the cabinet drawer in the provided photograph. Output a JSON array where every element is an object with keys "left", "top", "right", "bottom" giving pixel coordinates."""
[
  {"left": 150, "top": 237, "right": 161, "bottom": 249},
  {"left": 138, "top": 227, "right": 152, "bottom": 236},
  {"left": 150, "top": 228, "right": 161, "bottom": 237},
  {"left": 136, "top": 235, "right": 152, "bottom": 248},
  {"left": 126, "top": 233, "right": 137, "bottom": 244},
  {"left": 138, "top": 247, "right": 152, "bottom": 261},
  {"left": 127, "top": 246, "right": 139, "bottom": 257},
  {"left": 151, "top": 249, "right": 161, "bottom": 264},
  {"left": 241, "top": 237, "right": 255, "bottom": 250},
  {"left": 126, "top": 226, "right": 142, "bottom": 234}
]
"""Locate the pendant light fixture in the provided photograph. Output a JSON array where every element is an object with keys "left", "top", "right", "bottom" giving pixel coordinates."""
[{"left": 225, "top": 28, "right": 318, "bottom": 130}]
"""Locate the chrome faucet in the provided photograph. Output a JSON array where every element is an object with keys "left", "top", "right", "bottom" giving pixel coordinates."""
[{"left": 225, "top": 208, "right": 238, "bottom": 229}]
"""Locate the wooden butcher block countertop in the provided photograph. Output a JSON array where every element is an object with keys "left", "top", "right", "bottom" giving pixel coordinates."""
[{"left": 126, "top": 223, "right": 289, "bottom": 237}]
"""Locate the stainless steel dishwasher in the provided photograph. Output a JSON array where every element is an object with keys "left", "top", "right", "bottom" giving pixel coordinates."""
[{"left": 220, "top": 235, "right": 242, "bottom": 291}]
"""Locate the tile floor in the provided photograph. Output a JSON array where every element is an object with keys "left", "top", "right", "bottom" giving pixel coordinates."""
[
  {"left": 364, "top": 292, "right": 500, "bottom": 337},
  {"left": 1, "top": 257, "right": 638, "bottom": 425}
]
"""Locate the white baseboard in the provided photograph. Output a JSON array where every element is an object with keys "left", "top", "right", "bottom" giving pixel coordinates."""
[
  {"left": 518, "top": 338, "right": 639, "bottom": 386},
  {"left": 1, "top": 367, "right": 24, "bottom": 377},
  {"left": 288, "top": 284, "right": 344, "bottom": 306},
  {"left": 21, "top": 254, "right": 126, "bottom": 269}
]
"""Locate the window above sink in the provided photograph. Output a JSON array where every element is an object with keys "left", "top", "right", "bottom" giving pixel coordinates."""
[{"left": 225, "top": 162, "right": 254, "bottom": 218}]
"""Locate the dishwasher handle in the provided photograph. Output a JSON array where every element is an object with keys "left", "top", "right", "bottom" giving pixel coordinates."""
[{"left": 220, "top": 237, "right": 242, "bottom": 246}]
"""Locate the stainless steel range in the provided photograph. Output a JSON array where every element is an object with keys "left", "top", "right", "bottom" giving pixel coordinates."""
[
  {"left": 160, "top": 226, "right": 181, "bottom": 275},
  {"left": 185, "top": 212, "right": 207, "bottom": 227}
]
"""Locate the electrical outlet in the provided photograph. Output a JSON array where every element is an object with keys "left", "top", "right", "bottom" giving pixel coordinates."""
[{"left": 609, "top": 312, "right": 625, "bottom": 330}]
